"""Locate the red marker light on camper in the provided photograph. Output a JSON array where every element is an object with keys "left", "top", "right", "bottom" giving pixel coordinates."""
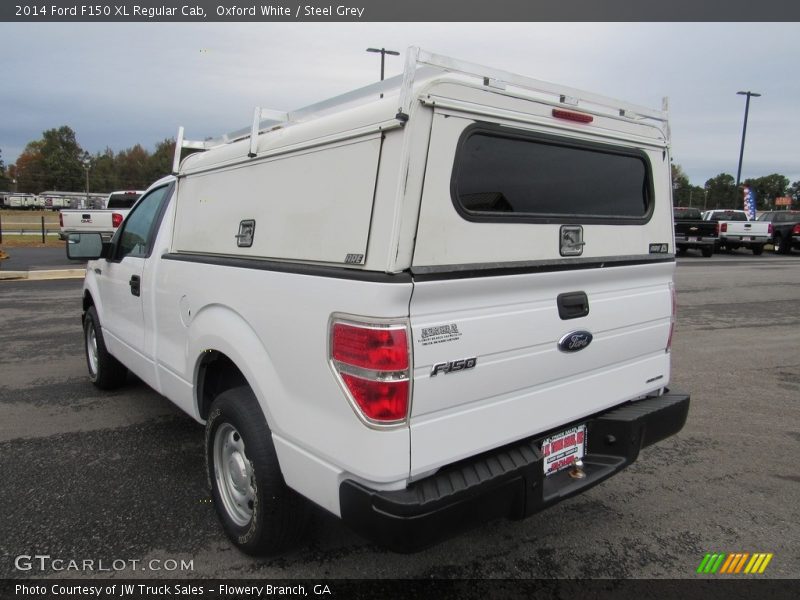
[{"left": 552, "top": 109, "right": 593, "bottom": 124}]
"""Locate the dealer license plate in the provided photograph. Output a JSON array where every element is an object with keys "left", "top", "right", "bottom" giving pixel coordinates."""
[{"left": 542, "top": 424, "right": 587, "bottom": 476}]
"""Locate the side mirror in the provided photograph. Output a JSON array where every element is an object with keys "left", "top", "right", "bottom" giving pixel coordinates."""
[{"left": 66, "top": 233, "right": 106, "bottom": 260}]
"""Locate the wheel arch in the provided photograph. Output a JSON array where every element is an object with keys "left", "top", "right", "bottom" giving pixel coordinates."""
[{"left": 188, "top": 304, "right": 283, "bottom": 432}]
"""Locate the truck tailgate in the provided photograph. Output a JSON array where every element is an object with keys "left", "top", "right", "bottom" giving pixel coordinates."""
[{"left": 408, "top": 259, "right": 674, "bottom": 478}]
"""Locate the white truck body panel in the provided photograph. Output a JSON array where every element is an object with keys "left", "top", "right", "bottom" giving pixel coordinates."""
[{"left": 76, "top": 48, "right": 688, "bottom": 551}]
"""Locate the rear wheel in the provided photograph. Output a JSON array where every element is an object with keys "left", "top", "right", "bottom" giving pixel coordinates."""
[
  {"left": 206, "top": 385, "right": 310, "bottom": 555},
  {"left": 773, "top": 233, "right": 790, "bottom": 254},
  {"left": 752, "top": 244, "right": 764, "bottom": 256},
  {"left": 84, "top": 306, "right": 127, "bottom": 389},
  {"left": 701, "top": 246, "right": 713, "bottom": 257}
]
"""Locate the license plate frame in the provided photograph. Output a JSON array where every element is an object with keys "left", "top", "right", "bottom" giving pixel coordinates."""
[{"left": 542, "top": 424, "right": 587, "bottom": 476}]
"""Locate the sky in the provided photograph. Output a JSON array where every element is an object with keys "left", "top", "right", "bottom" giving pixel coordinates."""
[{"left": 1, "top": 22, "right": 798, "bottom": 187}]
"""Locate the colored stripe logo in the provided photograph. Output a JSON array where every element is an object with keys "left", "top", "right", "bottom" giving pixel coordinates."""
[{"left": 697, "top": 553, "right": 773, "bottom": 574}]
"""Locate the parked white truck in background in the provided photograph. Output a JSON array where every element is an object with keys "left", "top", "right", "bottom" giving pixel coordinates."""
[
  {"left": 67, "top": 48, "right": 689, "bottom": 554},
  {"left": 702, "top": 208, "right": 772, "bottom": 254},
  {"left": 59, "top": 190, "right": 143, "bottom": 241}
]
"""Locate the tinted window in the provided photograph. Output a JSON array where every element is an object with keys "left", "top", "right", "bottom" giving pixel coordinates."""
[
  {"left": 454, "top": 130, "right": 651, "bottom": 221},
  {"left": 116, "top": 187, "right": 169, "bottom": 259},
  {"left": 674, "top": 208, "right": 702, "bottom": 220},
  {"left": 107, "top": 192, "right": 142, "bottom": 209}
]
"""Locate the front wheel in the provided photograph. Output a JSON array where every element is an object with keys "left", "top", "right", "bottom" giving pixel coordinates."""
[
  {"left": 84, "top": 306, "right": 127, "bottom": 389},
  {"left": 206, "top": 386, "right": 310, "bottom": 555}
]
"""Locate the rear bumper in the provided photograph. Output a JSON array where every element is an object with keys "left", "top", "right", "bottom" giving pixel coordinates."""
[{"left": 340, "top": 389, "right": 690, "bottom": 552}]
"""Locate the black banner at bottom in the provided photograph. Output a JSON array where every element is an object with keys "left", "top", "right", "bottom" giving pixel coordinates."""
[{"left": 2, "top": 579, "right": 799, "bottom": 600}]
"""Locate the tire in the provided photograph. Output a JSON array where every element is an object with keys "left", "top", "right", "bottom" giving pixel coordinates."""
[
  {"left": 774, "top": 233, "right": 790, "bottom": 254},
  {"left": 752, "top": 244, "right": 764, "bottom": 256},
  {"left": 84, "top": 306, "right": 127, "bottom": 389},
  {"left": 701, "top": 246, "right": 713, "bottom": 257},
  {"left": 676, "top": 247, "right": 687, "bottom": 256},
  {"left": 206, "top": 385, "right": 310, "bottom": 555}
]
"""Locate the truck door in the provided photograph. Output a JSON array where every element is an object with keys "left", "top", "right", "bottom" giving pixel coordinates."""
[{"left": 98, "top": 184, "right": 172, "bottom": 377}]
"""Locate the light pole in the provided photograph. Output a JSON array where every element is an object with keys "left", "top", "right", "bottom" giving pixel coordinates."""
[
  {"left": 82, "top": 155, "right": 91, "bottom": 209},
  {"left": 735, "top": 90, "right": 761, "bottom": 188},
  {"left": 366, "top": 47, "right": 399, "bottom": 82}
]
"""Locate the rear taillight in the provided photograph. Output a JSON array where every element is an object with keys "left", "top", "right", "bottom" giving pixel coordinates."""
[
  {"left": 720, "top": 222, "right": 728, "bottom": 233},
  {"left": 59, "top": 212, "right": 63, "bottom": 227},
  {"left": 666, "top": 282, "right": 676, "bottom": 353},
  {"left": 330, "top": 318, "right": 411, "bottom": 425},
  {"left": 112, "top": 213, "right": 124, "bottom": 228},
  {"left": 792, "top": 224, "right": 800, "bottom": 235},
  {"left": 768, "top": 223, "right": 773, "bottom": 235}
]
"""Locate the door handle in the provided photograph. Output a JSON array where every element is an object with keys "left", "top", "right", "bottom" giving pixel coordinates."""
[
  {"left": 129, "top": 275, "right": 141, "bottom": 297},
  {"left": 557, "top": 291, "right": 589, "bottom": 320}
]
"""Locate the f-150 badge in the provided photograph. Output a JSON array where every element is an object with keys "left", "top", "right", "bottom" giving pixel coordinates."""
[{"left": 431, "top": 357, "right": 477, "bottom": 377}]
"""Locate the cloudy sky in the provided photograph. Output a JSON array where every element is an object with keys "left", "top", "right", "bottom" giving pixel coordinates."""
[{"left": 1, "top": 22, "right": 798, "bottom": 186}]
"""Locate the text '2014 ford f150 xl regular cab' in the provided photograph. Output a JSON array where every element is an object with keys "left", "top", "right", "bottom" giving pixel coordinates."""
[{"left": 67, "top": 48, "right": 690, "bottom": 555}]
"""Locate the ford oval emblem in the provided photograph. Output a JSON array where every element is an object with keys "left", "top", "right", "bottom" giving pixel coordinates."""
[{"left": 558, "top": 331, "right": 593, "bottom": 353}]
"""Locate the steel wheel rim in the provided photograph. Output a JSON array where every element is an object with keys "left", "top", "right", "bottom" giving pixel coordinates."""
[
  {"left": 86, "top": 322, "right": 99, "bottom": 376},
  {"left": 213, "top": 422, "right": 255, "bottom": 527}
]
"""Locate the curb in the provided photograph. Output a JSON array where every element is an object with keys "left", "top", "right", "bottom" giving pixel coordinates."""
[{"left": 0, "top": 268, "right": 86, "bottom": 281}]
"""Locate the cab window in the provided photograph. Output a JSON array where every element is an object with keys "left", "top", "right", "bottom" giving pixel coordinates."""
[{"left": 116, "top": 186, "right": 171, "bottom": 260}]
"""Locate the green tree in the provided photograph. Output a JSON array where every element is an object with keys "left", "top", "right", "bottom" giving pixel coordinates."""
[
  {"left": 745, "top": 174, "right": 789, "bottom": 210},
  {"left": 670, "top": 163, "right": 706, "bottom": 208},
  {"left": 704, "top": 173, "right": 737, "bottom": 210},
  {"left": 40, "top": 126, "right": 85, "bottom": 191},
  {"left": 115, "top": 144, "right": 150, "bottom": 189},
  {"left": 146, "top": 138, "right": 176, "bottom": 183},
  {"left": 788, "top": 180, "right": 800, "bottom": 207}
]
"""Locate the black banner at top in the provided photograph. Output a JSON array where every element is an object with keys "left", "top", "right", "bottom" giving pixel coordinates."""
[{"left": 2, "top": 0, "right": 799, "bottom": 22}]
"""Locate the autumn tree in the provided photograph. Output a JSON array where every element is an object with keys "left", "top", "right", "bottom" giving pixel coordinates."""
[{"left": 14, "top": 140, "right": 46, "bottom": 193}]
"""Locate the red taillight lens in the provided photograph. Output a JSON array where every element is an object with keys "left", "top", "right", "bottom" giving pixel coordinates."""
[
  {"left": 59, "top": 213, "right": 63, "bottom": 227},
  {"left": 112, "top": 213, "right": 124, "bottom": 228},
  {"left": 720, "top": 222, "right": 728, "bottom": 233},
  {"left": 340, "top": 373, "right": 409, "bottom": 422},
  {"left": 330, "top": 319, "right": 411, "bottom": 425},
  {"left": 332, "top": 323, "right": 408, "bottom": 371},
  {"left": 792, "top": 224, "right": 800, "bottom": 235},
  {"left": 552, "top": 108, "right": 593, "bottom": 124}
]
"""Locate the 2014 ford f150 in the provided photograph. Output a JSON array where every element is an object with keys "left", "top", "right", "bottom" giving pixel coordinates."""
[{"left": 67, "top": 48, "right": 690, "bottom": 555}]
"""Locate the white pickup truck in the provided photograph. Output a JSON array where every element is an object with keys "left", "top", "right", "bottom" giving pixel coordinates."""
[
  {"left": 66, "top": 48, "right": 689, "bottom": 554},
  {"left": 702, "top": 209, "right": 772, "bottom": 254},
  {"left": 59, "top": 190, "right": 143, "bottom": 241}
]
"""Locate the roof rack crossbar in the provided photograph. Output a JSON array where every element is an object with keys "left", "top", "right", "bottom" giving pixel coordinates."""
[{"left": 173, "top": 46, "right": 670, "bottom": 173}]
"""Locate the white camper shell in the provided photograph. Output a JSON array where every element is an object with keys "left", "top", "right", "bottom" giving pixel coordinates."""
[{"left": 74, "top": 48, "right": 689, "bottom": 554}]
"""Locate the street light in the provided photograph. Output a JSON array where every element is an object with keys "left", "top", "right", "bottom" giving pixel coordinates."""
[
  {"left": 366, "top": 47, "right": 399, "bottom": 81},
  {"left": 82, "top": 155, "right": 91, "bottom": 209},
  {"left": 735, "top": 90, "right": 761, "bottom": 188}
]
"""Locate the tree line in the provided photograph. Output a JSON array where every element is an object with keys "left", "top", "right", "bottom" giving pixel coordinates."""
[
  {"left": 1, "top": 126, "right": 175, "bottom": 194},
  {"left": 671, "top": 163, "right": 798, "bottom": 211},
  {"left": 1, "top": 125, "right": 799, "bottom": 211}
]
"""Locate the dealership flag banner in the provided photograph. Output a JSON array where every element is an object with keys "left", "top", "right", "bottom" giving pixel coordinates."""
[{"left": 743, "top": 186, "right": 757, "bottom": 220}]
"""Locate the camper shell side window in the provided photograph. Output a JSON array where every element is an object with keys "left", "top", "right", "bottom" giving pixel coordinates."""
[{"left": 450, "top": 124, "right": 655, "bottom": 225}]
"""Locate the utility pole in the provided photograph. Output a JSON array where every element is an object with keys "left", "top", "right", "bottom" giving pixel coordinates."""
[{"left": 735, "top": 91, "right": 761, "bottom": 188}]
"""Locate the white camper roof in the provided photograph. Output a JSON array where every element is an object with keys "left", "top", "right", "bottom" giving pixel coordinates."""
[{"left": 175, "top": 47, "right": 670, "bottom": 176}]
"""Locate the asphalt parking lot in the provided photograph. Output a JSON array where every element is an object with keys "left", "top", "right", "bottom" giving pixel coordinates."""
[{"left": 1, "top": 251, "right": 799, "bottom": 581}]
